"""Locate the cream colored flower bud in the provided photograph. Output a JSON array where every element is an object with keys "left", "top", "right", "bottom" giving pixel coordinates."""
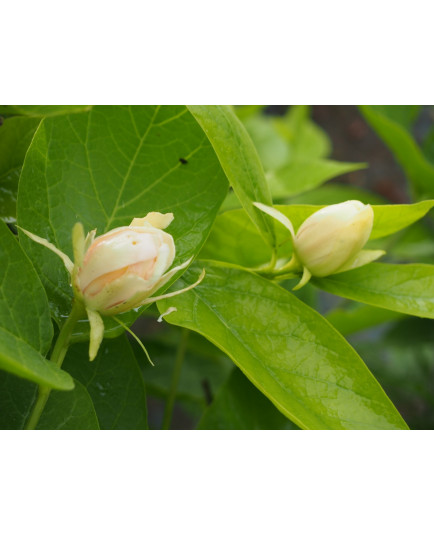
[
  {"left": 293, "top": 201, "right": 374, "bottom": 277},
  {"left": 73, "top": 213, "right": 176, "bottom": 315},
  {"left": 19, "top": 212, "right": 206, "bottom": 361}
]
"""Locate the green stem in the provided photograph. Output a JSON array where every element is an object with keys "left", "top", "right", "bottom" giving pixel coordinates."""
[
  {"left": 25, "top": 301, "right": 84, "bottom": 430},
  {"left": 162, "top": 329, "right": 190, "bottom": 430}
]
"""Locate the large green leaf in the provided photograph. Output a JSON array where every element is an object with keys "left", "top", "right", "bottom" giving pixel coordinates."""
[
  {"left": 360, "top": 105, "right": 434, "bottom": 196},
  {"left": 187, "top": 105, "right": 276, "bottom": 248},
  {"left": 198, "top": 368, "right": 298, "bottom": 430},
  {"left": 158, "top": 261, "right": 408, "bottom": 430},
  {"left": 0, "top": 116, "right": 40, "bottom": 222},
  {"left": 267, "top": 158, "right": 366, "bottom": 199},
  {"left": 201, "top": 201, "right": 434, "bottom": 269},
  {"left": 0, "top": 372, "right": 96, "bottom": 429},
  {"left": 63, "top": 335, "right": 148, "bottom": 429},
  {"left": 36, "top": 379, "right": 99, "bottom": 429},
  {"left": 314, "top": 263, "right": 434, "bottom": 319},
  {"left": 17, "top": 105, "right": 228, "bottom": 335},
  {"left": 0, "top": 221, "right": 72, "bottom": 389}
]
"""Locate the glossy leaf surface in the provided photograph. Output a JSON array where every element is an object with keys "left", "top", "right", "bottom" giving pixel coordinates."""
[
  {"left": 188, "top": 105, "right": 276, "bottom": 248},
  {"left": 314, "top": 263, "right": 434, "bottom": 319},
  {"left": 158, "top": 261, "right": 408, "bottom": 429}
]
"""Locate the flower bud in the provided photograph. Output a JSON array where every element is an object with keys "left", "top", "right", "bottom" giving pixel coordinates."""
[
  {"left": 293, "top": 201, "right": 374, "bottom": 277},
  {"left": 73, "top": 212, "right": 176, "bottom": 315},
  {"left": 20, "top": 211, "right": 205, "bottom": 361}
]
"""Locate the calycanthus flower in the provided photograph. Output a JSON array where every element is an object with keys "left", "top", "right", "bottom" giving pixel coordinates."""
[
  {"left": 20, "top": 212, "right": 204, "bottom": 361},
  {"left": 254, "top": 201, "right": 385, "bottom": 289}
]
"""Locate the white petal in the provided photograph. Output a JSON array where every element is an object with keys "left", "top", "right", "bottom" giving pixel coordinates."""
[{"left": 253, "top": 202, "right": 295, "bottom": 238}]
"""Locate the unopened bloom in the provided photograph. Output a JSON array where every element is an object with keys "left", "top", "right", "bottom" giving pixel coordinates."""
[
  {"left": 254, "top": 201, "right": 384, "bottom": 289},
  {"left": 21, "top": 212, "right": 204, "bottom": 360},
  {"left": 73, "top": 212, "right": 178, "bottom": 315},
  {"left": 293, "top": 201, "right": 374, "bottom": 277}
]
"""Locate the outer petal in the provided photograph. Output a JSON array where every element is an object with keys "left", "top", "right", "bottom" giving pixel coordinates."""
[
  {"left": 87, "top": 308, "right": 105, "bottom": 361},
  {"left": 334, "top": 249, "right": 385, "bottom": 274},
  {"left": 131, "top": 212, "right": 174, "bottom": 229},
  {"left": 85, "top": 273, "right": 152, "bottom": 314},
  {"left": 253, "top": 202, "right": 295, "bottom": 238}
]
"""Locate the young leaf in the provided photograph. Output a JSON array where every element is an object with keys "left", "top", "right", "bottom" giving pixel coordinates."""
[
  {"left": 198, "top": 368, "right": 299, "bottom": 430},
  {"left": 17, "top": 106, "right": 228, "bottom": 335},
  {"left": 313, "top": 263, "right": 434, "bottom": 319},
  {"left": 188, "top": 105, "right": 276, "bottom": 248},
  {"left": 158, "top": 261, "right": 408, "bottom": 430}
]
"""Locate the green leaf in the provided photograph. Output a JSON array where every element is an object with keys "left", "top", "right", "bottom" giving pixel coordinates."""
[
  {"left": 0, "top": 116, "right": 40, "bottom": 223},
  {"left": 268, "top": 158, "right": 367, "bottom": 198},
  {"left": 289, "top": 184, "right": 386, "bottom": 206},
  {"left": 187, "top": 105, "right": 276, "bottom": 248},
  {"left": 313, "top": 263, "right": 434, "bottom": 319},
  {"left": 63, "top": 335, "right": 148, "bottom": 429},
  {"left": 0, "top": 328, "right": 73, "bottom": 391},
  {"left": 0, "top": 221, "right": 52, "bottom": 353},
  {"left": 36, "top": 379, "right": 99, "bottom": 429},
  {"left": 325, "top": 303, "right": 404, "bottom": 336},
  {"left": 422, "top": 126, "right": 434, "bottom": 165},
  {"left": 360, "top": 105, "right": 434, "bottom": 196},
  {"left": 17, "top": 105, "right": 228, "bottom": 336},
  {"left": 242, "top": 114, "right": 291, "bottom": 171},
  {"left": 198, "top": 368, "right": 299, "bottom": 430},
  {"left": 0, "top": 221, "right": 72, "bottom": 389},
  {"left": 365, "top": 105, "right": 421, "bottom": 129},
  {"left": 276, "top": 105, "right": 331, "bottom": 159},
  {"left": 202, "top": 201, "right": 434, "bottom": 269},
  {"left": 0, "top": 372, "right": 93, "bottom": 429},
  {"left": 158, "top": 261, "right": 408, "bottom": 430},
  {"left": 0, "top": 371, "right": 38, "bottom": 429},
  {"left": 0, "top": 105, "right": 91, "bottom": 118}
]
